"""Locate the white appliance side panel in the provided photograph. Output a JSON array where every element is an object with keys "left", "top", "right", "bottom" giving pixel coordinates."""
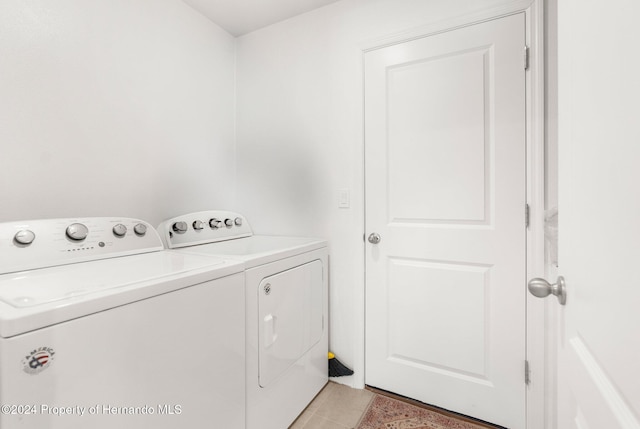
[
  {"left": 245, "top": 248, "right": 328, "bottom": 429},
  {"left": 0, "top": 273, "right": 245, "bottom": 429},
  {"left": 258, "top": 260, "right": 323, "bottom": 388}
]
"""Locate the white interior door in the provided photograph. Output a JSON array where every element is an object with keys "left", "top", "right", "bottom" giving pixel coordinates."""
[
  {"left": 556, "top": 1, "right": 640, "bottom": 427},
  {"left": 365, "top": 14, "right": 527, "bottom": 429}
]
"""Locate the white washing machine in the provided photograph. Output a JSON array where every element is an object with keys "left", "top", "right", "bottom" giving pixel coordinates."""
[
  {"left": 157, "top": 211, "right": 328, "bottom": 429},
  {"left": 0, "top": 217, "right": 246, "bottom": 429}
]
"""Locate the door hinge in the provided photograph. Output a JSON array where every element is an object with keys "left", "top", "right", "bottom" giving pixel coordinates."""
[
  {"left": 524, "top": 46, "right": 530, "bottom": 70},
  {"left": 525, "top": 360, "right": 531, "bottom": 385},
  {"left": 525, "top": 204, "right": 530, "bottom": 229}
]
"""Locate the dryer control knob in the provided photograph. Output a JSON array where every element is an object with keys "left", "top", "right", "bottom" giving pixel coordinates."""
[
  {"left": 66, "top": 223, "right": 89, "bottom": 241},
  {"left": 112, "top": 224, "right": 127, "bottom": 237},
  {"left": 14, "top": 230, "right": 36, "bottom": 245},
  {"left": 209, "top": 218, "right": 222, "bottom": 229},
  {"left": 193, "top": 220, "right": 204, "bottom": 230},
  {"left": 224, "top": 218, "right": 233, "bottom": 227},
  {"left": 134, "top": 223, "right": 147, "bottom": 236},
  {"left": 172, "top": 222, "right": 188, "bottom": 234},
  {"left": 234, "top": 217, "right": 243, "bottom": 226}
]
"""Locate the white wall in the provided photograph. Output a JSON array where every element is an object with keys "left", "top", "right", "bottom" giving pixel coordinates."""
[
  {"left": 236, "top": 0, "right": 533, "bottom": 387},
  {"left": 0, "top": 0, "right": 236, "bottom": 227}
]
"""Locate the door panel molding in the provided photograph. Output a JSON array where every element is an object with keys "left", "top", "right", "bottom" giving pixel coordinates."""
[
  {"left": 359, "top": 1, "right": 536, "bottom": 52},
  {"left": 386, "top": 45, "right": 493, "bottom": 225},
  {"left": 569, "top": 337, "right": 640, "bottom": 427}
]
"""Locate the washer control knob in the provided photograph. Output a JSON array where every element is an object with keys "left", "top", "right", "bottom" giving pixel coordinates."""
[
  {"left": 193, "top": 220, "right": 204, "bottom": 230},
  {"left": 209, "top": 218, "right": 222, "bottom": 229},
  {"left": 14, "top": 230, "right": 36, "bottom": 245},
  {"left": 134, "top": 223, "right": 147, "bottom": 236},
  {"left": 234, "top": 217, "right": 243, "bottom": 226},
  {"left": 112, "top": 224, "right": 127, "bottom": 237},
  {"left": 66, "top": 223, "right": 89, "bottom": 241},
  {"left": 172, "top": 222, "right": 188, "bottom": 234},
  {"left": 224, "top": 218, "right": 233, "bottom": 227}
]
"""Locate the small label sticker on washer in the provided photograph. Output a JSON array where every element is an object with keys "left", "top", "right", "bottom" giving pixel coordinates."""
[{"left": 22, "top": 347, "right": 55, "bottom": 375}]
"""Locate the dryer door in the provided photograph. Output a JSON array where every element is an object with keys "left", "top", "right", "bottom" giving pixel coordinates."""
[{"left": 258, "top": 260, "right": 323, "bottom": 388}]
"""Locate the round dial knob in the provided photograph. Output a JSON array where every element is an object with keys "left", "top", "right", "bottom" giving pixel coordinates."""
[
  {"left": 134, "top": 223, "right": 147, "bottom": 236},
  {"left": 112, "top": 224, "right": 127, "bottom": 237},
  {"left": 234, "top": 217, "right": 243, "bottom": 226},
  {"left": 14, "top": 230, "right": 36, "bottom": 245},
  {"left": 209, "top": 218, "right": 222, "bottom": 229},
  {"left": 193, "top": 220, "right": 204, "bottom": 230},
  {"left": 224, "top": 218, "right": 233, "bottom": 227},
  {"left": 66, "top": 223, "right": 89, "bottom": 241},
  {"left": 172, "top": 221, "right": 188, "bottom": 233}
]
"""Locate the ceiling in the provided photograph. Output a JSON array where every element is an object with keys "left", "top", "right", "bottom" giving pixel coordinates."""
[{"left": 182, "top": 0, "right": 342, "bottom": 36}]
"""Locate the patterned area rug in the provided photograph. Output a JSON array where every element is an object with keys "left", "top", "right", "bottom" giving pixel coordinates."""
[{"left": 356, "top": 394, "right": 494, "bottom": 429}]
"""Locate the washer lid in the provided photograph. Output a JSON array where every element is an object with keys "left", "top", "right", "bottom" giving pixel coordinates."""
[
  {"left": 0, "top": 251, "right": 244, "bottom": 337},
  {"left": 176, "top": 235, "right": 327, "bottom": 268}
]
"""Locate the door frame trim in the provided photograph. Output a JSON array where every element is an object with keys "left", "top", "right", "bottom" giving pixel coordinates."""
[{"left": 358, "top": 2, "right": 547, "bottom": 428}]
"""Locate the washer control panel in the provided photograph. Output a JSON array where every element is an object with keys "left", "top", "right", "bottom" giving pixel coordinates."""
[
  {"left": 0, "top": 217, "right": 163, "bottom": 274},
  {"left": 157, "top": 211, "right": 252, "bottom": 249}
]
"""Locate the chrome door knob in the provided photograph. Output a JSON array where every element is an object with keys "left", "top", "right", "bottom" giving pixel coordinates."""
[
  {"left": 368, "top": 232, "right": 381, "bottom": 244},
  {"left": 528, "top": 276, "right": 567, "bottom": 305}
]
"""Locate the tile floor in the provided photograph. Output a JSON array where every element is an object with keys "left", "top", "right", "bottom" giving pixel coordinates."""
[
  {"left": 289, "top": 381, "right": 375, "bottom": 429},
  {"left": 289, "top": 382, "right": 498, "bottom": 429}
]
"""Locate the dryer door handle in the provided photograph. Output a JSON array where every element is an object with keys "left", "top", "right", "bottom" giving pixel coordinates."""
[{"left": 264, "top": 314, "right": 278, "bottom": 348}]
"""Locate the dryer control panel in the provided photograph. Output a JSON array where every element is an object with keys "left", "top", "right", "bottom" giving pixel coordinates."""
[
  {"left": 157, "top": 210, "right": 253, "bottom": 249},
  {"left": 0, "top": 217, "right": 163, "bottom": 274}
]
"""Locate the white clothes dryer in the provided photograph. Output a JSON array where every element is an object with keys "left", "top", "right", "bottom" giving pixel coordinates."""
[
  {"left": 157, "top": 211, "right": 328, "bottom": 429},
  {"left": 0, "top": 217, "right": 246, "bottom": 429}
]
